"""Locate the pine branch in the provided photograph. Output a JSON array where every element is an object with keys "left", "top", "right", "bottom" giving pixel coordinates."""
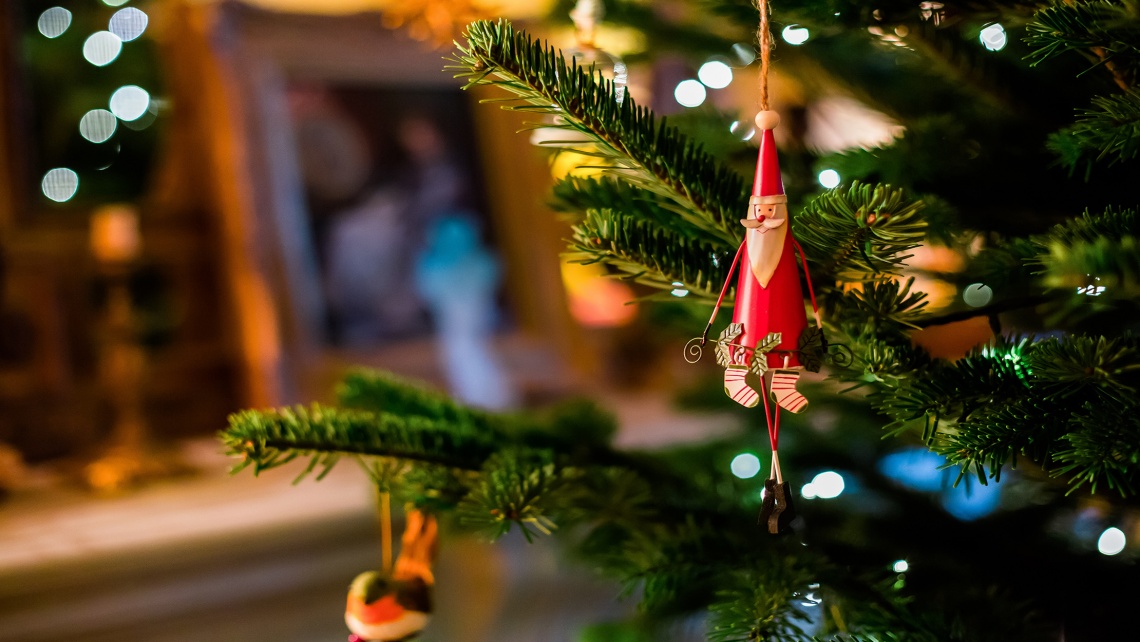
[
  {"left": 551, "top": 176, "right": 731, "bottom": 242},
  {"left": 1026, "top": 0, "right": 1140, "bottom": 88},
  {"left": 450, "top": 20, "right": 747, "bottom": 246},
  {"left": 875, "top": 335, "right": 1140, "bottom": 493},
  {"left": 223, "top": 405, "right": 498, "bottom": 476},
  {"left": 1048, "top": 90, "right": 1140, "bottom": 169},
  {"left": 567, "top": 208, "right": 736, "bottom": 303},
  {"left": 793, "top": 182, "right": 927, "bottom": 281}
]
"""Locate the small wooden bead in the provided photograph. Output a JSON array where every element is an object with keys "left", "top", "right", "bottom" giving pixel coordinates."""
[{"left": 754, "top": 110, "right": 781, "bottom": 130}]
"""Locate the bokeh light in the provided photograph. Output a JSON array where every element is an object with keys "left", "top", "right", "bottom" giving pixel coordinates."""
[
  {"left": 892, "top": 559, "right": 909, "bottom": 573},
  {"left": 79, "top": 109, "right": 118, "bottom": 143},
  {"left": 109, "top": 7, "right": 148, "bottom": 42},
  {"left": 670, "top": 281, "right": 690, "bottom": 297},
  {"left": 980, "top": 23, "right": 1007, "bottom": 52},
  {"left": 818, "top": 169, "right": 840, "bottom": 189},
  {"left": 42, "top": 168, "right": 79, "bottom": 202},
  {"left": 730, "top": 453, "right": 761, "bottom": 479},
  {"left": 730, "top": 42, "right": 756, "bottom": 66},
  {"left": 811, "top": 471, "right": 845, "bottom": 499},
  {"left": 729, "top": 120, "right": 756, "bottom": 141},
  {"left": 37, "top": 7, "right": 72, "bottom": 38},
  {"left": 109, "top": 85, "right": 150, "bottom": 121},
  {"left": 962, "top": 283, "right": 993, "bottom": 307},
  {"left": 83, "top": 32, "right": 123, "bottom": 67},
  {"left": 102, "top": 0, "right": 131, "bottom": 6},
  {"left": 1098, "top": 527, "right": 1126, "bottom": 556},
  {"left": 782, "top": 25, "right": 810, "bottom": 45},
  {"left": 697, "top": 60, "right": 733, "bottom": 89},
  {"left": 674, "top": 79, "right": 707, "bottom": 108}
]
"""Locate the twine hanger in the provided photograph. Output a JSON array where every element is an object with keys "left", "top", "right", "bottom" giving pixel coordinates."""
[{"left": 756, "top": 0, "right": 773, "bottom": 111}]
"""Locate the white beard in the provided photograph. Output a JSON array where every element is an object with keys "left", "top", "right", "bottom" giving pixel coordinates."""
[{"left": 746, "top": 203, "right": 788, "bottom": 288}]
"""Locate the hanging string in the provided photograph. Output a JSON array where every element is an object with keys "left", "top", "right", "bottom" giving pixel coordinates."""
[
  {"left": 378, "top": 488, "right": 393, "bottom": 572},
  {"left": 755, "top": 0, "right": 772, "bottom": 111}
]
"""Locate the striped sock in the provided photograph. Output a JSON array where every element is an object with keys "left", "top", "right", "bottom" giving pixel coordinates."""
[
  {"left": 724, "top": 365, "right": 759, "bottom": 408},
  {"left": 770, "top": 368, "right": 808, "bottom": 413}
]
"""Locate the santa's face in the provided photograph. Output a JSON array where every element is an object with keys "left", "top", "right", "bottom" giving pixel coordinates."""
[
  {"left": 744, "top": 196, "right": 789, "bottom": 287},
  {"left": 747, "top": 200, "right": 787, "bottom": 232}
]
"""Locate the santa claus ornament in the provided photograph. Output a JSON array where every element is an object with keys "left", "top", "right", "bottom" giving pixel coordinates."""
[
  {"left": 684, "top": 0, "right": 823, "bottom": 535},
  {"left": 346, "top": 509, "right": 438, "bottom": 641}
]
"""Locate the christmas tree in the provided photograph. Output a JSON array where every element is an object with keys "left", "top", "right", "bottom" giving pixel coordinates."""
[{"left": 223, "top": 2, "right": 1139, "bottom": 639}]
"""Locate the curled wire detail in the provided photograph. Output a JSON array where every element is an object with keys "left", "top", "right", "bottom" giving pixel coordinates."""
[
  {"left": 828, "top": 342, "right": 855, "bottom": 368},
  {"left": 684, "top": 337, "right": 706, "bottom": 363}
]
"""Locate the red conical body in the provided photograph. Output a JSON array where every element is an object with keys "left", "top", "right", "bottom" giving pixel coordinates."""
[{"left": 730, "top": 128, "right": 807, "bottom": 368}]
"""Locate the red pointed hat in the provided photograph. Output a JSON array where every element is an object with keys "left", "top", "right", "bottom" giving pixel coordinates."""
[{"left": 752, "top": 118, "right": 784, "bottom": 198}]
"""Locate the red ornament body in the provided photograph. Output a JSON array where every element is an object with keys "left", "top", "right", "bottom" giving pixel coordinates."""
[{"left": 729, "top": 128, "right": 807, "bottom": 369}]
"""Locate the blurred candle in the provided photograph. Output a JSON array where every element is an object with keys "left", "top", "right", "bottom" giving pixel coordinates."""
[{"left": 91, "top": 204, "right": 141, "bottom": 263}]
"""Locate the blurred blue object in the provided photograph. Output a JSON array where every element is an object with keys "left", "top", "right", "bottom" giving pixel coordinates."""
[{"left": 879, "top": 447, "right": 1001, "bottom": 521}]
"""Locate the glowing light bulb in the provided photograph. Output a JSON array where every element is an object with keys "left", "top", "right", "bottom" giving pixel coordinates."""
[
  {"left": 109, "top": 85, "right": 150, "bottom": 121},
  {"left": 818, "top": 169, "right": 841, "bottom": 189},
  {"left": 42, "top": 168, "right": 79, "bottom": 202},
  {"left": 38, "top": 7, "right": 72, "bottom": 38},
  {"left": 782, "top": 25, "right": 810, "bottom": 45},
  {"left": 963, "top": 283, "right": 993, "bottom": 307},
  {"left": 83, "top": 31, "right": 123, "bottom": 67},
  {"left": 892, "top": 559, "right": 909, "bottom": 573},
  {"left": 730, "top": 453, "right": 762, "bottom": 479},
  {"left": 674, "top": 80, "right": 707, "bottom": 108},
  {"left": 1098, "top": 527, "right": 1126, "bottom": 556},
  {"left": 79, "top": 109, "right": 117, "bottom": 143},
  {"left": 698, "top": 60, "right": 733, "bottom": 89},
  {"left": 980, "top": 24, "right": 1007, "bottom": 52},
  {"left": 109, "top": 7, "right": 148, "bottom": 42},
  {"left": 811, "top": 471, "right": 845, "bottom": 499}
]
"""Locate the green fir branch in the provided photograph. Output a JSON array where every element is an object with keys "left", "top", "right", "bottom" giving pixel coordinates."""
[
  {"left": 1047, "top": 90, "right": 1140, "bottom": 169},
  {"left": 450, "top": 20, "right": 747, "bottom": 245},
  {"left": 793, "top": 182, "right": 927, "bottom": 281},
  {"left": 1026, "top": 0, "right": 1140, "bottom": 84},
  {"left": 568, "top": 208, "right": 736, "bottom": 302}
]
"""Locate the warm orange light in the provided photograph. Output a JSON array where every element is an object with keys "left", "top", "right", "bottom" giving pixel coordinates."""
[{"left": 561, "top": 261, "right": 637, "bottom": 328}]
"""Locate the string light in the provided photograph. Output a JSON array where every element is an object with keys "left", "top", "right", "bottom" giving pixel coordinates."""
[
  {"left": 963, "top": 283, "right": 993, "bottom": 307},
  {"left": 818, "top": 169, "right": 840, "bottom": 189},
  {"left": 980, "top": 24, "right": 1007, "bottom": 52},
  {"left": 83, "top": 31, "right": 123, "bottom": 67},
  {"left": 1098, "top": 527, "right": 1126, "bottom": 556},
  {"left": 674, "top": 79, "right": 706, "bottom": 108},
  {"left": 109, "top": 7, "right": 148, "bottom": 42},
  {"left": 79, "top": 109, "right": 117, "bottom": 143},
  {"left": 109, "top": 85, "right": 150, "bottom": 121},
  {"left": 892, "top": 559, "right": 909, "bottom": 573},
  {"left": 698, "top": 60, "right": 733, "bottom": 89},
  {"left": 782, "top": 25, "right": 810, "bottom": 45},
  {"left": 730, "top": 453, "right": 762, "bottom": 479},
  {"left": 42, "top": 168, "right": 79, "bottom": 202},
  {"left": 671, "top": 281, "right": 690, "bottom": 297},
  {"left": 37, "top": 7, "right": 72, "bottom": 38}
]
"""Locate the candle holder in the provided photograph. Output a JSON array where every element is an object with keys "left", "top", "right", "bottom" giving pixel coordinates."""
[{"left": 83, "top": 205, "right": 189, "bottom": 492}]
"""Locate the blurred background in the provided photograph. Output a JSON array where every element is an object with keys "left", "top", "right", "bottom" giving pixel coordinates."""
[{"left": 0, "top": 1, "right": 1129, "bottom": 641}]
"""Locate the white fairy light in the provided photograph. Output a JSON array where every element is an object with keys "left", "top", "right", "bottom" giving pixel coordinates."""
[
  {"left": 671, "top": 281, "right": 690, "bottom": 297},
  {"left": 698, "top": 60, "right": 733, "bottom": 89},
  {"left": 811, "top": 471, "right": 845, "bottom": 499},
  {"left": 979, "top": 23, "right": 1007, "bottom": 52},
  {"left": 730, "top": 453, "right": 762, "bottom": 479},
  {"left": 818, "top": 169, "right": 841, "bottom": 189},
  {"left": 892, "top": 559, "right": 909, "bottom": 573},
  {"left": 109, "top": 85, "right": 150, "bottom": 121},
  {"left": 1098, "top": 527, "right": 1126, "bottom": 556},
  {"left": 674, "top": 80, "right": 707, "bottom": 108},
  {"left": 782, "top": 25, "right": 810, "bottom": 45}
]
